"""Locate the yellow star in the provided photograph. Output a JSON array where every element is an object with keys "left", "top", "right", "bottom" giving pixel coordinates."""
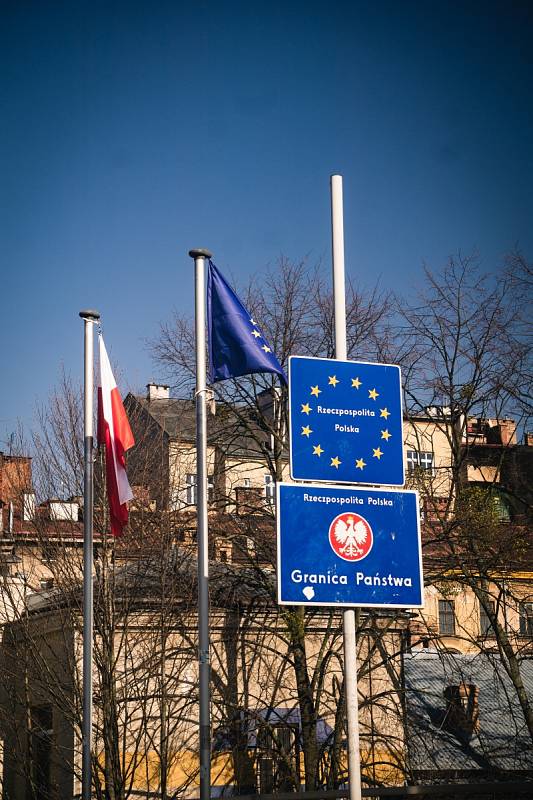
[
  {"left": 356, "top": 458, "right": 366, "bottom": 470},
  {"left": 310, "top": 385, "right": 321, "bottom": 397},
  {"left": 330, "top": 456, "right": 341, "bottom": 468},
  {"left": 381, "top": 429, "right": 392, "bottom": 441},
  {"left": 250, "top": 318, "right": 257, "bottom": 325},
  {"left": 251, "top": 329, "right": 261, "bottom": 338},
  {"left": 373, "top": 447, "right": 383, "bottom": 459},
  {"left": 301, "top": 403, "right": 312, "bottom": 415},
  {"left": 368, "top": 388, "right": 379, "bottom": 400},
  {"left": 301, "top": 425, "right": 312, "bottom": 437},
  {"left": 351, "top": 377, "right": 362, "bottom": 389},
  {"left": 328, "top": 375, "right": 339, "bottom": 387},
  {"left": 313, "top": 444, "right": 324, "bottom": 456},
  {"left": 261, "top": 344, "right": 271, "bottom": 353},
  {"left": 380, "top": 407, "right": 390, "bottom": 419}
]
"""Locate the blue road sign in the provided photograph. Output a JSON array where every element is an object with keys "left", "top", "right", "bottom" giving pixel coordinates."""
[
  {"left": 277, "top": 483, "right": 423, "bottom": 608},
  {"left": 289, "top": 356, "right": 404, "bottom": 486}
]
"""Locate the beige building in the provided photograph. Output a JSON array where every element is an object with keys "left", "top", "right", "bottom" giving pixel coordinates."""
[
  {"left": 123, "top": 387, "right": 533, "bottom": 655},
  {"left": 125, "top": 385, "right": 456, "bottom": 515},
  {"left": 1, "top": 554, "right": 410, "bottom": 798},
  {"left": 1, "top": 388, "right": 531, "bottom": 796},
  {"left": 124, "top": 384, "right": 289, "bottom": 517},
  {"left": 408, "top": 413, "right": 533, "bottom": 657}
]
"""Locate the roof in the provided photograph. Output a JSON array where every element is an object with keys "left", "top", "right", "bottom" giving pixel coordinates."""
[
  {"left": 21, "top": 544, "right": 278, "bottom": 615},
  {"left": 126, "top": 394, "right": 271, "bottom": 458},
  {"left": 404, "top": 650, "right": 533, "bottom": 776},
  {"left": 420, "top": 519, "right": 533, "bottom": 574}
]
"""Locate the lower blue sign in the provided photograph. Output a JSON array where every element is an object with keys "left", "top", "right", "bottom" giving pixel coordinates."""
[{"left": 277, "top": 483, "right": 423, "bottom": 608}]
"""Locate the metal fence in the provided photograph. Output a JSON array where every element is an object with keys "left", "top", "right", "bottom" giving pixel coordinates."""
[
  {"left": 154, "top": 782, "right": 532, "bottom": 800},
  {"left": 118, "top": 783, "right": 533, "bottom": 800}
]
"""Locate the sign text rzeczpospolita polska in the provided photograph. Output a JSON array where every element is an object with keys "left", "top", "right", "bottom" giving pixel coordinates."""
[{"left": 303, "top": 492, "right": 393, "bottom": 507}]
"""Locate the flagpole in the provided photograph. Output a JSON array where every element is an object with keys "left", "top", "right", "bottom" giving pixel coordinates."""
[
  {"left": 330, "top": 175, "right": 362, "bottom": 800},
  {"left": 189, "top": 248, "right": 213, "bottom": 800},
  {"left": 79, "top": 309, "right": 100, "bottom": 800}
]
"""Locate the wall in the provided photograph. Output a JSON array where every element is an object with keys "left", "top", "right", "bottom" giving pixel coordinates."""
[
  {"left": 1, "top": 600, "right": 409, "bottom": 798},
  {"left": 418, "top": 576, "right": 533, "bottom": 655},
  {"left": 403, "top": 417, "right": 453, "bottom": 500}
]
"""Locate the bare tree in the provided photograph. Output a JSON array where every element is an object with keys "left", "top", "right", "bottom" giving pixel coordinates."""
[
  {"left": 0, "top": 384, "right": 200, "bottom": 800},
  {"left": 393, "top": 252, "right": 533, "bottom": 744},
  {"left": 149, "top": 256, "right": 413, "bottom": 792}
]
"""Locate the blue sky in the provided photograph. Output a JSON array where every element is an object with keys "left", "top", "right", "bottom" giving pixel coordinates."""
[{"left": 1, "top": 1, "right": 532, "bottom": 442}]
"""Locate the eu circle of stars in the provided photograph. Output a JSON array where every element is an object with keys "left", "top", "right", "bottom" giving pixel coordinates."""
[{"left": 288, "top": 356, "right": 405, "bottom": 486}]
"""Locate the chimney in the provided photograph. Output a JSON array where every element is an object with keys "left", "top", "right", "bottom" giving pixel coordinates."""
[
  {"left": 0, "top": 453, "right": 32, "bottom": 506},
  {"left": 47, "top": 500, "right": 79, "bottom": 522},
  {"left": 486, "top": 419, "right": 517, "bottom": 446},
  {"left": 443, "top": 683, "right": 480, "bottom": 736},
  {"left": 466, "top": 417, "right": 487, "bottom": 442},
  {"left": 146, "top": 383, "right": 170, "bottom": 401}
]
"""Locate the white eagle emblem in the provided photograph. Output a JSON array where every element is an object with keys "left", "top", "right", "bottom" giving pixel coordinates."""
[{"left": 334, "top": 515, "right": 368, "bottom": 558}]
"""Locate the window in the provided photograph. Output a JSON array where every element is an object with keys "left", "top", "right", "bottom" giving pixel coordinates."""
[
  {"left": 27, "top": 706, "right": 52, "bottom": 800},
  {"left": 185, "top": 474, "right": 196, "bottom": 505},
  {"left": 407, "top": 450, "right": 434, "bottom": 474},
  {"left": 242, "top": 477, "right": 251, "bottom": 488},
  {"left": 259, "top": 756, "right": 275, "bottom": 795},
  {"left": 519, "top": 602, "right": 533, "bottom": 636},
  {"left": 41, "top": 543, "right": 59, "bottom": 565},
  {"left": 479, "top": 600, "right": 495, "bottom": 636},
  {"left": 185, "top": 474, "right": 214, "bottom": 506},
  {"left": 264, "top": 474, "right": 275, "bottom": 505},
  {"left": 257, "top": 723, "right": 297, "bottom": 793},
  {"left": 438, "top": 599, "right": 456, "bottom": 636},
  {"left": 419, "top": 451, "right": 434, "bottom": 471},
  {"left": 406, "top": 451, "right": 418, "bottom": 472}
]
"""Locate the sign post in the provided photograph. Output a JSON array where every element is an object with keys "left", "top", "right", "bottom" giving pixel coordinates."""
[
  {"left": 330, "top": 174, "right": 362, "bottom": 800},
  {"left": 276, "top": 176, "right": 423, "bottom": 797}
]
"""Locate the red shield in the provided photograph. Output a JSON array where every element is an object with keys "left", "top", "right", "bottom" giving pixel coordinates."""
[{"left": 329, "top": 512, "right": 373, "bottom": 562}]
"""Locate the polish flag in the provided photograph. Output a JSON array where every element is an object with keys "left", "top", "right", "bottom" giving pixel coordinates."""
[{"left": 98, "top": 335, "right": 135, "bottom": 536}]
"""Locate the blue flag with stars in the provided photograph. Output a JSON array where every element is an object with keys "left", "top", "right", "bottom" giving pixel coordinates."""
[{"left": 207, "top": 260, "right": 287, "bottom": 385}]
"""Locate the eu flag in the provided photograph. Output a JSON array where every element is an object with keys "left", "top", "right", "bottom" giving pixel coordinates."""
[{"left": 207, "top": 260, "right": 287, "bottom": 384}]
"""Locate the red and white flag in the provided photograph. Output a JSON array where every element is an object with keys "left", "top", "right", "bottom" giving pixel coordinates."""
[{"left": 98, "top": 335, "right": 135, "bottom": 536}]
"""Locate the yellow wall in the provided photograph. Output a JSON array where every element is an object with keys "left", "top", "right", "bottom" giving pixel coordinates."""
[
  {"left": 403, "top": 417, "right": 453, "bottom": 498},
  {"left": 2, "top": 604, "right": 409, "bottom": 799},
  {"left": 419, "top": 576, "right": 533, "bottom": 654}
]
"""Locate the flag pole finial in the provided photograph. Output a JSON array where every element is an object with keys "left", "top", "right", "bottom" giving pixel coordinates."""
[
  {"left": 79, "top": 309, "right": 100, "bottom": 321},
  {"left": 188, "top": 248, "right": 212, "bottom": 260}
]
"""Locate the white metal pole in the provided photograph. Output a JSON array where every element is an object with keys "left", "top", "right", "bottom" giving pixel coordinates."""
[
  {"left": 330, "top": 174, "right": 362, "bottom": 800},
  {"left": 79, "top": 309, "right": 99, "bottom": 800},
  {"left": 331, "top": 175, "right": 347, "bottom": 357},
  {"left": 189, "top": 248, "right": 213, "bottom": 800}
]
